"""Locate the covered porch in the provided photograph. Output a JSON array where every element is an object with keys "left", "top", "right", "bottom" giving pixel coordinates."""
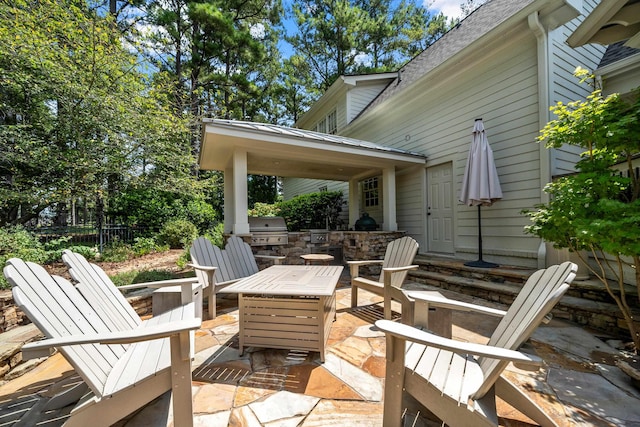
[{"left": 198, "top": 119, "right": 427, "bottom": 235}]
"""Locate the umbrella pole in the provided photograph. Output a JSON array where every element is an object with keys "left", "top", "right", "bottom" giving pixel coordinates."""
[{"left": 465, "top": 205, "right": 499, "bottom": 268}]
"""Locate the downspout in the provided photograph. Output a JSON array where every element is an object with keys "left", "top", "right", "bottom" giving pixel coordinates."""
[{"left": 528, "top": 11, "right": 552, "bottom": 268}]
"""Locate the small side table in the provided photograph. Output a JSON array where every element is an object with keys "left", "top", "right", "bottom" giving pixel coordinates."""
[{"left": 300, "top": 254, "right": 334, "bottom": 265}]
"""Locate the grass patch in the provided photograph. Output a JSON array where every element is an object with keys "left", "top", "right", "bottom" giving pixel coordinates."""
[{"left": 110, "top": 269, "right": 179, "bottom": 287}]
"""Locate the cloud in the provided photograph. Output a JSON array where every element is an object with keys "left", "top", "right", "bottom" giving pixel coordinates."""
[{"left": 425, "top": 0, "right": 463, "bottom": 19}]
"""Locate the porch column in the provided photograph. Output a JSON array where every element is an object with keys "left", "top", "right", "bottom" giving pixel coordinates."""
[
  {"left": 349, "top": 179, "right": 359, "bottom": 229},
  {"left": 233, "top": 149, "right": 250, "bottom": 235},
  {"left": 382, "top": 167, "right": 398, "bottom": 231},
  {"left": 223, "top": 168, "right": 234, "bottom": 234}
]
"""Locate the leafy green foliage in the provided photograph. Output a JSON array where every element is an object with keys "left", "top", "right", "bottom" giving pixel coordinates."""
[
  {"left": 100, "top": 241, "right": 135, "bottom": 262},
  {"left": 108, "top": 187, "right": 218, "bottom": 233},
  {"left": 0, "top": 0, "right": 195, "bottom": 227},
  {"left": 203, "top": 223, "right": 225, "bottom": 249},
  {"left": 248, "top": 203, "right": 282, "bottom": 217},
  {"left": 0, "top": 226, "right": 50, "bottom": 288},
  {"left": 132, "top": 237, "right": 169, "bottom": 257},
  {"left": 278, "top": 191, "right": 344, "bottom": 231},
  {"left": 110, "top": 270, "right": 179, "bottom": 288},
  {"left": 157, "top": 219, "right": 199, "bottom": 249},
  {"left": 288, "top": 0, "right": 451, "bottom": 90},
  {"left": 523, "top": 70, "right": 640, "bottom": 351}
]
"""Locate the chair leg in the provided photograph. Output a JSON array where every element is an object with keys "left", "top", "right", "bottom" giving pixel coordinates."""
[
  {"left": 170, "top": 331, "right": 194, "bottom": 427},
  {"left": 351, "top": 284, "right": 358, "bottom": 308},
  {"left": 207, "top": 286, "right": 216, "bottom": 319},
  {"left": 383, "top": 334, "right": 405, "bottom": 427},
  {"left": 495, "top": 375, "right": 559, "bottom": 427},
  {"left": 383, "top": 297, "right": 392, "bottom": 320}
]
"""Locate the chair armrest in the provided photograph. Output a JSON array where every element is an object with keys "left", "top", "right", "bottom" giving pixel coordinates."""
[
  {"left": 187, "top": 263, "right": 217, "bottom": 273},
  {"left": 382, "top": 265, "right": 419, "bottom": 275},
  {"left": 24, "top": 303, "right": 201, "bottom": 351},
  {"left": 348, "top": 260, "right": 383, "bottom": 277},
  {"left": 347, "top": 260, "right": 384, "bottom": 266},
  {"left": 405, "top": 291, "right": 507, "bottom": 318},
  {"left": 118, "top": 277, "right": 199, "bottom": 290},
  {"left": 375, "top": 319, "right": 542, "bottom": 367}
]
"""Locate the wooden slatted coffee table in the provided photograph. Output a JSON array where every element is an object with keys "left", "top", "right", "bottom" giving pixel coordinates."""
[{"left": 223, "top": 265, "right": 343, "bottom": 362}]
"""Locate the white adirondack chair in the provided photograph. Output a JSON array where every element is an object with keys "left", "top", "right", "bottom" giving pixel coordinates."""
[
  {"left": 225, "top": 235, "right": 284, "bottom": 277},
  {"left": 189, "top": 236, "right": 284, "bottom": 318},
  {"left": 375, "top": 261, "right": 578, "bottom": 427},
  {"left": 349, "top": 236, "right": 419, "bottom": 319},
  {"left": 62, "top": 249, "right": 202, "bottom": 321},
  {"left": 4, "top": 258, "right": 200, "bottom": 427}
]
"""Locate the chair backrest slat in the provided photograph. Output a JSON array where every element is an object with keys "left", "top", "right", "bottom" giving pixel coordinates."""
[
  {"left": 473, "top": 261, "right": 577, "bottom": 398},
  {"left": 190, "top": 237, "right": 236, "bottom": 283},
  {"left": 378, "top": 236, "right": 419, "bottom": 286},
  {"left": 4, "top": 259, "right": 128, "bottom": 396},
  {"left": 62, "top": 250, "right": 140, "bottom": 331},
  {"left": 225, "top": 236, "right": 259, "bottom": 278}
]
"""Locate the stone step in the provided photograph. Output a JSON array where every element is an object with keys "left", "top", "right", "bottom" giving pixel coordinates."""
[
  {"left": 0, "top": 323, "right": 44, "bottom": 383},
  {"left": 407, "top": 264, "right": 638, "bottom": 339},
  {"left": 412, "top": 254, "right": 639, "bottom": 307}
]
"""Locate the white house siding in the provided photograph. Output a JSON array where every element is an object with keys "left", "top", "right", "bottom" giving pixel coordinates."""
[
  {"left": 602, "top": 70, "right": 640, "bottom": 96},
  {"left": 336, "top": 97, "right": 348, "bottom": 132},
  {"left": 549, "top": 0, "right": 606, "bottom": 176},
  {"left": 346, "top": 82, "right": 393, "bottom": 125},
  {"left": 396, "top": 167, "right": 425, "bottom": 244},
  {"left": 344, "top": 24, "right": 546, "bottom": 267}
]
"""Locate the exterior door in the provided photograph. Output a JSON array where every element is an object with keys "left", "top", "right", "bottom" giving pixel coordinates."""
[{"left": 427, "top": 162, "right": 454, "bottom": 254}]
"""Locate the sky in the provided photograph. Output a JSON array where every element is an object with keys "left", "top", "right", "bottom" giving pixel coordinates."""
[{"left": 428, "top": 0, "right": 465, "bottom": 20}]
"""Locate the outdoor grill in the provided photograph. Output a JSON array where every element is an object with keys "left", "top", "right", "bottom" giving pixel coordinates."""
[
  {"left": 309, "top": 229, "right": 329, "bottom": 244},
  {"left": 248, "top": 216, "right": 289, "bottom": 246}
]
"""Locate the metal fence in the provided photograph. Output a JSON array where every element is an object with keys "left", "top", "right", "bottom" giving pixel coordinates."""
[{"left": 28, "top": 224, "right": 156, "bottom": 247}]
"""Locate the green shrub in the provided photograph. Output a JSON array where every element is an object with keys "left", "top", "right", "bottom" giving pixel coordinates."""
[
  {"left": 66, "top": 245, "right": 99, "bottom": 260},
  {"left": 278, "top": 191, "right": 344, "bottom": 231},
  {"left": 158, "top": 219, "right": 198, "bottom": 249},
  {"left": 176, "top": 249, "right": 191, "bottom": 269},
  {"left": 203, "top": 223, "right": 225, "bottom": 249},
  {"left": 100, "top": 240, "right": 134, "bottom": 262},
  {"left": 110, "top": 269, "right": 178, "bottom": 287},
  {"left": 43, "top": 236, "right": 97, "bottom": 262},
  {"left": 0, "top": 226, "right": 48, "bottom": 289},
  {"left": 132, "top": 237, "right": 168, "bottom": 257},
  {"left": 108, "top": 187, "right": 218, "bottom": 233},
  {"left": 180, "top": 199, "right": 218, "bottom": 233},
  {"left": 248, "top": 202, "right": 281, "bottom": 217}
]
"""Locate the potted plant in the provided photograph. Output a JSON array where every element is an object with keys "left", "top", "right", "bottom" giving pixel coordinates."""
[{"left": 523, "top": 68, "right": 640, "bottom": 357}]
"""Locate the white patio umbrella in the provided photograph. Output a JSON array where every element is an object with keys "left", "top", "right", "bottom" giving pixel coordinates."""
[{"left": 459, "top": 118, "right": 503, "bottom": 268}]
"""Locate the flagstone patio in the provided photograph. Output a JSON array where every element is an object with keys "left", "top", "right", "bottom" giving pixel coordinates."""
[{"left": 1, "top": 275, "right": 640, "bottom": 426}]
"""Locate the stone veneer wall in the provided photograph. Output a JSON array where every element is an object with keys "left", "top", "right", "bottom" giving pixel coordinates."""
[{"left": 236, "top": 230, "right": 406, "bottom": 274}]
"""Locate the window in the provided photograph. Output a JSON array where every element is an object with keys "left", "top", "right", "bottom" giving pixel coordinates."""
[
  {"left": 363, "top": 177, "right": 379, "bottom": 207},
  {"left": 319, "top": 185, "right": 328, "bottom": 192},
  {"left": 314, "top": 109, "right": 337, "bottom": 134},
  {"left": 315, "top": 118, "right": 326, "bottom": 133},
  {"left": 327, "top": 110, "right": 337, "bottom": 134}
]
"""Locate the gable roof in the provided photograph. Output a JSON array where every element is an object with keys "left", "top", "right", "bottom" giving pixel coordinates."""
[{"left": 295, "top": 73, "right": 397, "bottom": 128}]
